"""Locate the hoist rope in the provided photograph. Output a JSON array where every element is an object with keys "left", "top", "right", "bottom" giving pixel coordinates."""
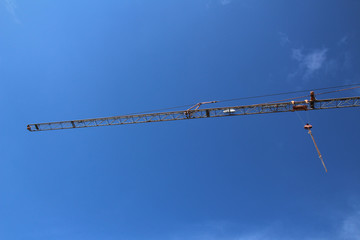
[
  {"left": 306, "top": 110, "right": 310, "bottom": 124},
  {"left": 295, "top": 111, "right": 306, "bottom": 125}
]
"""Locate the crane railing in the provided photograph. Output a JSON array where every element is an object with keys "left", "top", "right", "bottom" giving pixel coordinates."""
[{"left": 27, "top": 96, "right": 360, "bottom": 132}]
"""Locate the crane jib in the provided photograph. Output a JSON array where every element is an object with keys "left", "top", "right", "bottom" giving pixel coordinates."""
[{"left": 27, "top": 96, "right": 360, "bottom": 132}]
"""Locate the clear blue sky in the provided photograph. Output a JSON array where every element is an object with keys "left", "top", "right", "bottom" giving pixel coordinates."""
[{"left": 1, "top": 1, "right": 360, "bottom": 239}]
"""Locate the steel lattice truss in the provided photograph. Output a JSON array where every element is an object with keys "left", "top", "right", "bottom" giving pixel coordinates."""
[{"left": 27, "top": 96, "right": 360, "bottom": 132}]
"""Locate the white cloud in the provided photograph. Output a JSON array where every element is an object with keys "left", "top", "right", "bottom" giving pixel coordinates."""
[
  {"left": 292, "top": 48, "right": 303, "bottom": 61},
  {"left": 166, "top": 207, "right": 360, "bottom": 240},
  {"left": 304, "top": 49, "right": 327, "bottom": 72},
  {"left": 340, "top": 210, "right": 360, "bottom": 240},
  {"left": 2, "top": 0, "right": 20, "bottom": 23},
  {"left": 290, "top": 48, "right": 328, "bottom": 80}
]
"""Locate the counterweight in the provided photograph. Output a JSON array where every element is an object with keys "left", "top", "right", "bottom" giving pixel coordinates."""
[{"left": 27, "top": 96, "right": 360, "bottom": 132}]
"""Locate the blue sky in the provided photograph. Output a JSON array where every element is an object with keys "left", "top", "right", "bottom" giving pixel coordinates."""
[{"left": 1, "top": 0, "right": 360, "bottom": 239}]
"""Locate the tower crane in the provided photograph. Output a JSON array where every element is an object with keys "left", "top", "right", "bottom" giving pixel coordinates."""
[
  {"left": 26, "top": 89, "right": 360, "bottom": 172},
  {"left": 27, "top": 92, "right": 360, "bottom": 132}
]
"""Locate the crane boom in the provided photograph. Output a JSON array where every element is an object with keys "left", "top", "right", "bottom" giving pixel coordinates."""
[{"left": 27, "top": 96, "right": 360, "bottom": 132}]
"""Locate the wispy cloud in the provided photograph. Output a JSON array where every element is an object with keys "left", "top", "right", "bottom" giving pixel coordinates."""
[
  {"left": 2, "top": 0, "right": 20, "bottom": 23},
  {"left": 290, "top": 48, "right": 328, "bottom": 80},
  {"left": 338, "top": 36, "right": 348, "bottom": 46},
  {"left": 278, "top": 32, "right": 290, "bottom": 46},
  {"left": 166, "top": 206, "right": 360, "bottom": 240},
  {"left": 293, "top": 48, "right": 328, "bottom": 73},
  {"left": 340, "top": 210, "right": 360, "bottom": 240}
]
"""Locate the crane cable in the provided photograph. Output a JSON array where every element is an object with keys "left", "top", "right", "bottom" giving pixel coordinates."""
[
  {"left": 266, "top": 85, "right": 360, "bottom": 104},
  {"left": 216, "top": 83, "right": 360, "bottom": 104},
  {"left": 316, "top": 85, "right": 360, "bottom": 96},
  {"left": 123, "top": 83, "right": 360, "bottom": 116}
]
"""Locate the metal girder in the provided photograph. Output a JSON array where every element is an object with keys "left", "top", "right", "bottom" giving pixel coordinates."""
[{"left": 27, "top": 96, "right": 360, "bottom": 132}]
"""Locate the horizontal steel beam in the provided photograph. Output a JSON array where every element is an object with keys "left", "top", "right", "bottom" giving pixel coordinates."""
[{"left": 27, "top": 96, "right": 360, "bottom": 132}]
